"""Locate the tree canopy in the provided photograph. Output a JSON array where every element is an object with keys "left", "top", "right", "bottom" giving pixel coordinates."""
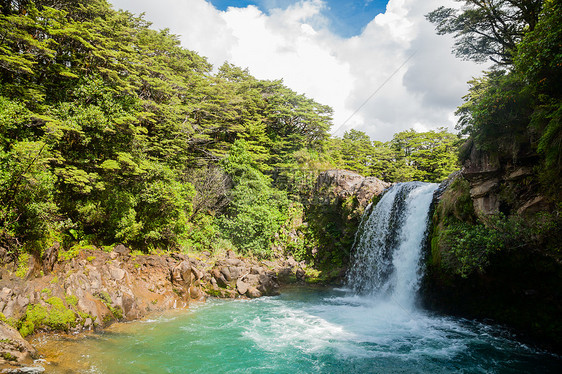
[
  {"left": 0, "top": 0, "right": 465, "bottom": 261},
  {"left": 426, "top": 0, "right": 544, "bottom": 65}
]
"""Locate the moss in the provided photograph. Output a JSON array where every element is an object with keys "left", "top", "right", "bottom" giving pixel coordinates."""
[
  {"left": 49, "top": 276, "right": 59, "bottom": 284},
  {"left": 205, "top": 287, "right": 222, "bottom": 297},
  {"left": 15, "top": 252, "right": 30, "bottom": 278},
  {"left": 109, "top": 306, "right": 123, "bottom": 320},
  {"left": 40, "top": 288, "right": 52, "bottom": 297},
  {"left": 86, "top": 256, "right": 96, "bottom": 262},
  {"left": 19, "top": 297, "right": 77, "bottom": 336},
  {"left": 18, "top": 320, "right": 35, "bottom": 338},
  {"left": 0, "top": 313, "right": 17, "bottom": 329},
  {"left": 45, "top": 297, "right": 76, "bottom": 330},
  {"left": 303, "top": 267, "right": 342, "bottom": 284},
  {"left": 1, "top": 352, "right": 18, "bottom": 362},
  {"left": 58, "top": 245, "right": 81, "bottom": 261},
  {"left": 0, "top": 313, "right": 16, "bottom": 329},
  {"left": 102, "top": 245, "right": 114, "bottom": 253},
  {"left": 95, "top": 291, "right": 112, "bottom": 305},
  {"left": 65, "top": 294, "right": 78, "bottom": 306}
]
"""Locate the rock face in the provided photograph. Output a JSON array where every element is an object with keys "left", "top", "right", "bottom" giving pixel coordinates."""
[
  {"left": 315, "top": 170, "right": 390, "bottom": 209},
  {"left": 0, "top": 248, "right": 294, "bottom": 334},
  {"left": 424, "top": 142, "right": 562, "bottom": 352},
  {"left": 298, "top": 169, "right": 391, "bottom": 272},
  {"left": 462, "top": 144, "right": 549, "bottom": 216}
]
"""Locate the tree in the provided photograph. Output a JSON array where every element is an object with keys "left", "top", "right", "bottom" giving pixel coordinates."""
[
  {"left": 219, "top": 140, "right": 289, "bottom": 257},
  {"left": 340, "top": 129, "right": 373, "bottom": 175},
  {"left": 426, "top": 0, "right": 544, "bottom": 65},
  {"left": 514, "top": 0, "right": 562, "bottom": 173}
]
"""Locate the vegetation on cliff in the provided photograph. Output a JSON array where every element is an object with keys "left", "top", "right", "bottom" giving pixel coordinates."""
[{"left": 425, "top": 0, "right": 562, "bottom": 350}]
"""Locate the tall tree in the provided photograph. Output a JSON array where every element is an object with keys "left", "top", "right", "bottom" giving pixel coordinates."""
[{"left": 426, "top": 0, "right": 544, "bottom": 65}]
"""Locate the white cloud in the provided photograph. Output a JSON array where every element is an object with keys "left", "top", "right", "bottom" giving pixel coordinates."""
[{"left": 109, "top": 0, "right": 485, "bottom": 141}]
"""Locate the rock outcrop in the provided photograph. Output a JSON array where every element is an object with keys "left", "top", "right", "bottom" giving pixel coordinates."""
[
  {"left": 424, "top": 142, "right": 562, "bottom": 352},
  {"left": 314, "top": 170, "right": 390, "bottom": 209},
  {"left": 0, "top": 322, "right": 39, "bottom": 372},
  {"left": 462, "top": 143, "right": 550, "bottom": 216}
]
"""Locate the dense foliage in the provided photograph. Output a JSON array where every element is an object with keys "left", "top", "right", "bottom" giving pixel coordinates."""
[
  {"left": 0, "top": 0, "right": 332, "bottom": 256},
  {"left": 427, "top": 0, "right": 543, "bottom": 65},
  {"left": 0, "top": 0, "right": 461, "bottom": 263}
]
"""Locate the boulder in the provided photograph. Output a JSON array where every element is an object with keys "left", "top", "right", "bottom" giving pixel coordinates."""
[
  {"left": 247, "top": 287, "right": 262, "bottom": 298},
  {"left": 296, "top": 267, "right": 306, "bottom": 281},
  {"left": 211, "top": 269, "right": 228, "bottom": 288},
  {"left": 108, "top": 266, "right": 126, "bottom": 281},
  {"left": 113, "top": 244, "right": 130, "bottom": 256},
  {"left": 171, "top": 261, "right": 192, "bottom": 289},
  {"left": 236, "top": 279, "right": 249, "bottom": 295},
  {"left": 315, "top": 170, "right": 390, "bottom": 208},
  {"left": 0, "top": 321, "right": 37, "bottom": 365}
]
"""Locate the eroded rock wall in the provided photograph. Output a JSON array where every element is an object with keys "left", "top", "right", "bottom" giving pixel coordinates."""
[{"left": 0, "top": 245, "right": 303, "bottom": 371}]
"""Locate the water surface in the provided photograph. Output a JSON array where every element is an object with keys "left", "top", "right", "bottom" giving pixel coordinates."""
[{"left": 34, "top": 287, "right": 561, "bottom": 373}]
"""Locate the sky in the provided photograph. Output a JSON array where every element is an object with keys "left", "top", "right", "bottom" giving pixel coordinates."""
[{"left": 108, "top": 0, "right": 486, "bottom": 141}]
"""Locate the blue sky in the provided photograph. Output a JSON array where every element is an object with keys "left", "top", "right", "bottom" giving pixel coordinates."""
[{"left": 208, "top": 0, "right": 389, "bottom": 37}]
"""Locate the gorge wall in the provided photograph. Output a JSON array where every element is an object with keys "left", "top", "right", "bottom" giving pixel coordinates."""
[{"left": 423, "top": 141, "right": 562, "bottom": 352}]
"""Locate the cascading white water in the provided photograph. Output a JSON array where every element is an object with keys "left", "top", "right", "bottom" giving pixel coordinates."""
[{"left": 346, "top": 182, "right": 438, "bottom": 308}]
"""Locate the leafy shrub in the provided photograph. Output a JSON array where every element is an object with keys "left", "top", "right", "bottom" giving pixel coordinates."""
[{"left": 441, "top": 209, "right": 562, "bottom": 277}]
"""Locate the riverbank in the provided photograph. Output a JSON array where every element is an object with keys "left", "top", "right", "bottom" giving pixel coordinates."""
[{"left": 0, "top": 244, "right": 323, "bottom": 372}]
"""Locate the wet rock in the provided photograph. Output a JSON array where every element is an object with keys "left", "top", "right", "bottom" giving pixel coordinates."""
[
  {"left": 258, "top": 273, "right": 279, "bottom": 296},
  {"left": 211, "top": 269, "right": 228, "bottom": 288},
  {"left": 171, "top": 261, "right": 192, "bottom": 289},
  {"left": 277, "top": 267, "right": 292, "bottom": 283},
  {"left": 189, "top": 286, "right": 201, "bottom": 299},
  {"left": 1, "top": 366, "right": 45, "bottom": 373},
  {"left": 296, "top": 267, "right": 306, "bottom": 281}
]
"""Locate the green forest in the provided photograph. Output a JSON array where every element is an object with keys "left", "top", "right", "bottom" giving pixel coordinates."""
[
  {"left": 0, "top": 0, "right": 560, "bottom": 274},
  {"left": 0, "top": 0, "right": 461, "bottom": 263}
]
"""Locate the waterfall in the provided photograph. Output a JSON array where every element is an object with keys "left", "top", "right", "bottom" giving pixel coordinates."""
[{"left": 346, "top": 182, "right": 438, "bottom": 307}]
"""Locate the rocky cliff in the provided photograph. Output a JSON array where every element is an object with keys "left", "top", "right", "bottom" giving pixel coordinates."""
[
  {"left": 423, "top": 141, "right": 562, "bottom": 352},
  {"left": 299, "top": 170, "right": 390, "bottom": 273}
]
